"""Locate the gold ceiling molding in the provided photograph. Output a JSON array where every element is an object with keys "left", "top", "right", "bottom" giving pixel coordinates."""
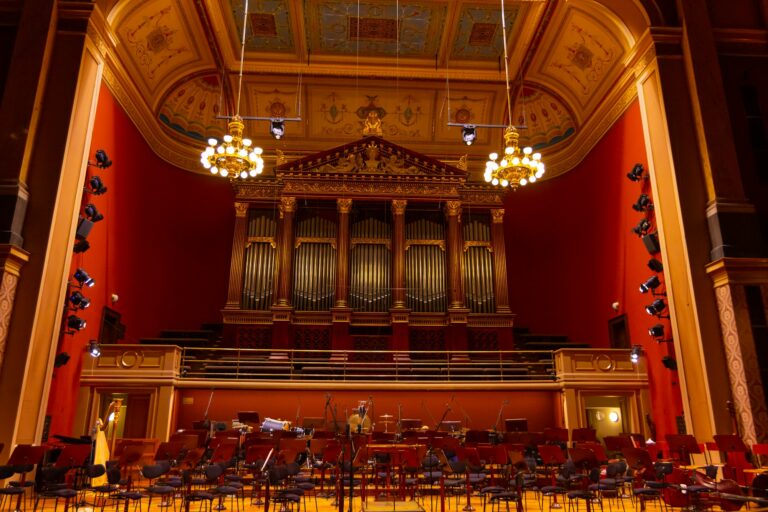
[{"left": 90, "top": 0, "right": 665, "bottom": 182}]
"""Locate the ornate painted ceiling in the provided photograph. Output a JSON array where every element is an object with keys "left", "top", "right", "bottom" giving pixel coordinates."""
[{"left": 90, "top": 0, "right": 653, "bottom": 180}]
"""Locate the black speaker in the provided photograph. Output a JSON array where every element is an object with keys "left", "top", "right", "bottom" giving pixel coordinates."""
[
  {"left": 642, "top": 232, "right": 660, "bottom": 254},
  {"left": 662, "top": 355, "right": 678, "bottom": 370},
  {"left": 76, "top": 217, "right": 94, "bottom": 240},
  {"left": 54, "top": 352, "right": 71, "bottom": 368}
]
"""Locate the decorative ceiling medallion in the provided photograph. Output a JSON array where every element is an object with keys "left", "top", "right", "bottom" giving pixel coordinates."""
[
  {"left": 451, "top": 5, "right": 519, "bottom": 59},
  {"left": 231, "top": 0, "right": 295, "bottom": 52}
]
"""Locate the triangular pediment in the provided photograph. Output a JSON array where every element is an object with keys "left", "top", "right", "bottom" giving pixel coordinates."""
[{"left": 275, "top": 136, "right": 467, "bottom": 179}]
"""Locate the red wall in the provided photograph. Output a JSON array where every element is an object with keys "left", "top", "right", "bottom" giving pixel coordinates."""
[
  {"left": 46, "top": 84, "right": 234, "bottom": 437},
  {"left": 175, "top": 388, "right": 559, "bottom": 434},
  {"left": 504, "top": 101, "right": 683, "bottom": 439}
]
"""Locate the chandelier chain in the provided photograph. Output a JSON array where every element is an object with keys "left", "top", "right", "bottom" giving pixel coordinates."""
[{"left": 235, "top": 0, "right": 249, "bottom": 118}]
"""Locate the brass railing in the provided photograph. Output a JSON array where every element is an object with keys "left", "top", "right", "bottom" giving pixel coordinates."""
[{"left": 178, "top": 347, "right": 556, "bottom": 382}]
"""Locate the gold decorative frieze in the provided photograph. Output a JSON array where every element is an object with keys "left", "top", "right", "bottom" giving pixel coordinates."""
[
  {"left": 406, "top": 239, "right": 446, "bottom": 251},
  {"left": 351, "top": 238, "right": 392, "bottom": 250},
  {"left": 463, "top": 241, "right": 492, "bottom": 252},
  {"left": 246, "top": 236, "right": 276, "bottom": 248},
  {"left": 295, "top": 237, "right": 337, "bottom": 249}
]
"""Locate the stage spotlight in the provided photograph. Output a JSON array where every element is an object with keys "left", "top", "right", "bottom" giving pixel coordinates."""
[
  {"left": 270, "top": 119, "right": 285, "bottom": 140},
  {"left": 54, "top": 352, "right": 71, "bottom": 368},
  {"left": 630, "top": 345, "right": 642, "bottom": 364},
  {"left": 645, "top": 298, "right": 667, "bottom": 316},
  {"left": 94, "top": 149, "right": 112, "bottom": 169},
  {"left": 632, "top": 194, "right": 652, "bottom": 212},
  {"left": 84, "top": 204, "right": 104, "bottom": 222},
  {"left": 639, "top": 275, "right": 661, "bottom": 293},
  {"left": 627, "top": 163, "right": 644, "bottom": 181},
  {"left": 648, "top": 258, "right": 664, "bottom": 273},
  {"left": 461, "top": 125, "right": 477, "bottom": 146},
  {"left": 649, "top": 324, "right": 665, "bottom": 338},
  {"left": 87, "top": 340, "right": 101, "bottom": 358},
  {"left": 73, "top": 268, "right": 95, "bottom": 287},
  {"left": 88, "top": 176, "right": 107, "bottom": 195},
  {"left": 69, "top": 290, "right": 90, "bottom": 310},
  {"left": 73, "top": 240, "right": 90, "bottom": 254},
  {"left": 632, "top": 218, "right": 651, "bottom": 236},
  {"left": 67, "top": 315, "right": 86, "bottom": 331},
  {"left": 662, "top": 356, "right": 678, "bottom": 371}
]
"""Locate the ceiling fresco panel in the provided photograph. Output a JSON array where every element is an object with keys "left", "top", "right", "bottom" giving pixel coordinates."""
[
  {"left": 513, "top": 86, "right": 576, "bottom": 150},
  {"left": 305, "top": 1, "right": 448, "bottom": 57},
  {"left": 158, "top": 74, "right": 226, "bottom": 142},
  {"left": 450, "top": 3, "right": 519, "bottom": 60},
  {"left": 306, "top": 85, "right": 435, "bottom": 142},
  {"left": 229, "top": 0, "right": 296, "bottom": 53},
  {"left": 531, "top": 5, "right": 625, "bottom": 112},
  {"left": 113, "top": 0, "right": 209, "bottom": 96}
]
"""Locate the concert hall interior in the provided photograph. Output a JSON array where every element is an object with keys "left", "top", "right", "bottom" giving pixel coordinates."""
[{"left": 1, "top": 0, "right": 768, "bottom": 508}]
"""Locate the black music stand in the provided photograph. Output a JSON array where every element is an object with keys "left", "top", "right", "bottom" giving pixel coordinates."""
[
  {"left": 665, "top": 434, "right": 701, "bottom": 465},
  {"left": 505, "top": 418, "right": 529, "bottom": 433},
  {"left": 54, "top": 444, "right": 92, "bottom": 468},
  {"left": 571, "top": 428, "right": 597, "bottom": 445},
  {"left": 237, "top": 411, "right": 260, "bottom": 428},
  {"left": 544, "top": 427, "right": 569, "bottom": 446},
  {"left": 604, "top": 435, "right": 634, "bottom": 457},
  {"left": 441, "top": 420, "right": 462, "bottom": 433},
  {"left": 713, "top": 434, "right": 748, "bottom": 453}
]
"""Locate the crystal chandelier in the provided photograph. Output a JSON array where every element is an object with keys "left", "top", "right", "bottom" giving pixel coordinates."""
[
  {"left": 201, "top": 116, "right": 263, "bottom": 179},
  {"left": 199, "top": 0, "right": 263, "bottom": 179},
  {"left": 484, "top": 126, "right": 544, "bottom": 188},
  {"left": 484, "top": 0, "right": 545, "bottom": 190}
]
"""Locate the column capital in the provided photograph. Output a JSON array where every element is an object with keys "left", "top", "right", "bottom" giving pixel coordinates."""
[
  {"left": 392, "top": 199, "right": 407, "bottom": 215},
  {"left": 234, "top": 202, "right": 249, "bottom": 218},
  {"left": 279, "top": 196, "right": 297, "bottom": 217},
  {"left": 444, "top": 200, "right": 462, "bottom": 217},
  {"left": 337, "top": 198, "right": 353, "bottom": 214},
  {"left": 491, "top": 209, "right": 505, "bottom": 223}
]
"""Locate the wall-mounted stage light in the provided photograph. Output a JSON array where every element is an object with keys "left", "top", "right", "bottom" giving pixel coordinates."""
[
  {"left": 69, "top": 290, "right": 90, "bottom": 310},
  {"left": 649, "top": 324, "right": 665, "bottom": 338},
  {"left": 54, "top": 352, "right": 71, "bottom": 368},
  {"left": 84, "top": 204, "right": 104, "bottom": 222},
  {"left": 639, "top": 275, "right": 661, "bottom": 294},
  {"left": 93, "top": 149, "right": 112, "bottom": 169},
  {"left": 461, "top": 125, "right": 477, "bottom": 146},
  {"left": 662, "top": 356, "right": 678, "bottom": 370},
  {"left": 630, "top": 345, "right": 642, "bottom": 364},
  {"left": 73, "top": 240, "right": 90, "bottom": 254},
  {"left": 67, "top": 315, "right": 86, "bottom": 331},
  {"left": 627, "top": 163, "right": 644, "bottom": 182},
  {"left": 73, "top": 268, "right": 95, "bottom": 287},
  {"left": 87, "top": 176, "right": 107, "bottom": 195},
  {"left": 632, "top": 218, "right": 651, "bottom": 236},
  {"left": 87, "top": 340, "right": 101, "bottom": 358},
  {"left": 648, "top": 258, "right": 664, "bottom": 273},
  {"left": 632, "top": 194, "right": 653, "bottom": 212},
  {"left": 645, "top": 298, "right": 667, "bottom": 317},
  {"left": 270, "top": 119, "right": 285, "bottom": 140}
]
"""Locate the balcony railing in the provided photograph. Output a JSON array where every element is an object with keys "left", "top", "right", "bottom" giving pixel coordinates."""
[{"left": 178, "top": 347, "right": 556, "bottom": 382}]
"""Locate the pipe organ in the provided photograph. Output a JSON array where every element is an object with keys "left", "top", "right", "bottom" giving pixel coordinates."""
[{"left": 222, "top": 136, "right": 514, "bottom": 355}]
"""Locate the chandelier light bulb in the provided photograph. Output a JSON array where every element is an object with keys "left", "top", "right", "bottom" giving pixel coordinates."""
[
  {"left": 223, "top": 134, "right": 233, "bottom": 143},
  {"left": 207, "top": 138, "right": 217, "bottom": 146},
  {"left": 242, "top": 138, "right": 252, "bottom": 147},
  {"left": 220, "top": 169, "right": 229, "bottom": 177},
  {"left": 489, "top": 153, "right": 498, "bottom": 161}
]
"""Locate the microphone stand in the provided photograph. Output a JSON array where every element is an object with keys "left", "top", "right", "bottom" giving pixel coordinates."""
[
  {"left": 492, "top": 400, "right": 508, "bottom": 444},
  {"left": 261, "top": 448, "right": 274, "bottom": 512},
  {"left": 435, "top": 404, "right": 451, "bottom": 431}
]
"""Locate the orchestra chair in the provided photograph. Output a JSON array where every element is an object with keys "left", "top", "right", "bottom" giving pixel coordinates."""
[
  {"left": 265, "top": 465, "right": 301, "bottom": 512},
  {"left": 140, "top": 461, "right": 176, "bottom": 512},
  {"left": 110, "top": 444, "right": 148, "bottom": 512},
  {"left": 285, "top": 461, "right": 319, "bottom": 512},
  {"left": 2, "top": 444, "right": 46, "bottom": 512},
  {"left": 180, "top": 469, "right": 215, "bottom": 512},
  {"left": 587, "top": 462, "right": 627, "bottom": 512},
  {"left": 34, "top": 443, "right": 95, "bottom": 512},
  {"left": 564, "top": 448, "right": 601, "bottom": 512},
  {"left": 621, "top": 447, "right": 664, "bottom": 512},
  {"left": 203, "top": 463, "right": 242, "bottom": 512},
  {"left": 0, "top": 465, "right": 26, "bottom": 512},
  {"left": 477, "top": 445, "right": 509, "bottom": 488},
  {"left": 536, "top": 444, "right": 568, "bottom": 511},
  {"left": 86, "top": 463, "right": 122, "bottom": 512}
]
